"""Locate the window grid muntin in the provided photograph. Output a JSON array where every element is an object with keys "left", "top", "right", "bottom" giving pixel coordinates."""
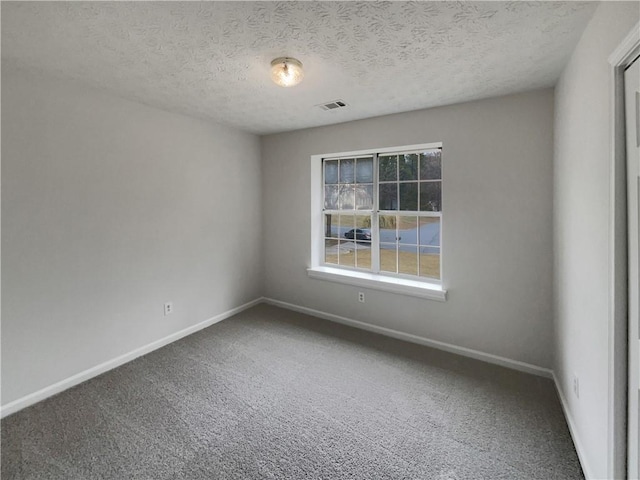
[
  {"left": 324, "top": 155, "right": 374, "bottom": 211},
  {"left": 323, "top": 212, "right": 373, "bottom": 271},
  {"left": 377, "top": 212, "right": 441, "bottom": 279},
  {"left": 378, "top": 149, "right": 442, "bottom": 212},
  {"left": 322, "top": 148, "right": 441, "bottom": 281}
]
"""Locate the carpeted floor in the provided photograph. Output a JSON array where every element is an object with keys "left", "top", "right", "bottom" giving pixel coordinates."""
[{"left": 1, "top": 304, "right": 583, "bottom": 479}]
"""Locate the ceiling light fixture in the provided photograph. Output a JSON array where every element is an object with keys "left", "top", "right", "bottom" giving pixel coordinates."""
[{"left": 270, "top": 57, "right": 304, "bottom": 87}]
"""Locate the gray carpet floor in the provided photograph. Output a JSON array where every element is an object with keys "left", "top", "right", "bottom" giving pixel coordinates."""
[{"left": 1, "top": 304, "right": 583, "bottom": 479}]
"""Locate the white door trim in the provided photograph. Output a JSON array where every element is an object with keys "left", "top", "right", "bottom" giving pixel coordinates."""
[{"left": 608, "top": 22, "right": 640, "bottom": 480}]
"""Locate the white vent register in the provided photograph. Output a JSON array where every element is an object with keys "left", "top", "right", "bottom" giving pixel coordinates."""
[{"left": 317, "top": 100, "right": 348, "bottom": 111}]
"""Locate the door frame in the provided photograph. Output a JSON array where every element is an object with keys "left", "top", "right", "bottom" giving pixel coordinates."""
[{"left": 608, "top": 22, "right": 640, "bottom": 479}]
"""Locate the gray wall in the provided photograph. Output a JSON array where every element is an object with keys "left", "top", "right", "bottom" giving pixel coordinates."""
[
  {"left": 553, "top": 2, "right": 640, "bottom": 478},
  {"left": 261, "top": 89, "right": 555, "bottom": 369},
  {"left": 1, "top": 66, "right": 263, "bottom": 405}
]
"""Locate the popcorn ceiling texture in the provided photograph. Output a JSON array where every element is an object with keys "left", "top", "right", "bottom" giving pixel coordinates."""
[{"left": 1, "top": 1, "right": 597, "bottom": 134}]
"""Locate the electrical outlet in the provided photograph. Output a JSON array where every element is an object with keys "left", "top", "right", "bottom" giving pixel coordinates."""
[
  {"left": 164, "top": 302, "right": 173, "bottom": 316},
  {"left": 572, "top": 374, "right": 579, "bottom": 399},
  {"left": 358, "top": 292, "right": 365, "bottom": 303}
]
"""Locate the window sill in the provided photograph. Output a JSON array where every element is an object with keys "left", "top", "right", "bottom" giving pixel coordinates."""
[{"left": 307, "top": 266, "right": 447, "bottom": 301}]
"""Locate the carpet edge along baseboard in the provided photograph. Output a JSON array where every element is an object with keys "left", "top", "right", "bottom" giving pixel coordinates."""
[
  {"left": 2, "top": 296, "right": 553, "bottom": 418},
  {"left": 0, "top": 297, "right": 264, "bottom": 418},
  {"left": 262, "top": 297, "right": 553, "bottom": 379}
]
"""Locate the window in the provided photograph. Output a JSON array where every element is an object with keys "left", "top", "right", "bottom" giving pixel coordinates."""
[{"left": 310, "top": 143, "right": 445, "bottom": 300}]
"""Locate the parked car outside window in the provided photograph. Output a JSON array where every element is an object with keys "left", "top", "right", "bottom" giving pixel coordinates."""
[{"left": 344, "top": 229, "right": 371, "bottom": 241}]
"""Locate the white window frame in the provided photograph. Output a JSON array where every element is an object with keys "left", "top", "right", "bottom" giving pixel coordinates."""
[{"left": 308, "top": 143, "right": 447, "bottom": 301}]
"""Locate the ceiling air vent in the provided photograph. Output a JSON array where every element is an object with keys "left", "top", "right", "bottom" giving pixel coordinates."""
[{"left": 317, "top": 100, "right": 348, "bottom": 111}]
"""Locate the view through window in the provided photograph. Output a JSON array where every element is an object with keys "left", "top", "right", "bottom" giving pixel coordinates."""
[{"left": 322, "top": 146, "right": 442, "bottom": 281}]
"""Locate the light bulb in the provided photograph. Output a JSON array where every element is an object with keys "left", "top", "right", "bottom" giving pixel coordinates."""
[{"left": 271, "top": 57, "right": 304, "bottom": 87}]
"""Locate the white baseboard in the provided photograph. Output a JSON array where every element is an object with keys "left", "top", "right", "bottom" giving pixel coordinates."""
[
  {"left": 4, "top": 295, "right": 590, "bottom": 476},
  {"left": 552, "top": 372, "right": 594, "bottom": 480},
  {"left": 263, "top": 297, "right": 553, "bottom": 379},
  {"left": 0, "top": 297, "right": 263, "bottom": 418}
]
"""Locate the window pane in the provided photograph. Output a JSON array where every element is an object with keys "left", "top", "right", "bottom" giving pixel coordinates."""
[
  {"left": 418, "top": 217, "right": 440, "bottom": 279},
  {"left": 380, "top": 243, "right": 397, "bottom": 273},
  {"left": 355, "top": 184, "right": 373, "bottom": 210},
  {"left": 338, "top": 184, "right": 355, "bottom": 210},
  {"left": 379, "top": 155, "right": 397, "bottom": 181},
  {"left": 419, "top": 248, "right": 440, "bottom": 279},
  {"left": 339, "top": 214, "right": 355, "bottom": 239},
  {"left": 399, "top": 246, "right": 418, "bottom": 276},
  {"left": 398, "top": 216, "right": 418, "bottom": 245},
  {"left": 419, "top": 217, "right": 440, "bottom": 247},
  {"left": 324, "top": 185, "right": 339, "bottom": 209},
  {"left": 338, "top": 240, "right": 356, "bottom": 267},
  {"left": 379, "top": 215, "right": 397, "bottom": 243},
  {"left": 399, "top": 182, "right": 418, "bottom": 211},
  {"left": 339, "top": 158, "right": 355, "bottom": 183},
  {"left": 356, "top": 158, "right": 373, "bottom": 183},
  {"left": 399, "top": 153, "right": 418, "bottom": 181},
  {"left": 324, "top": 239, "right": 339, "bottom": 265},
  {"left": 354, "top": 214, "right": 372, "bottom": 270},
  {"left": 356, "top": 243, "right": 372, "bottom": 270},
  {"left": 324, "top": 160, "right": 339, "bottom": 184},
  {"left": 324, "top": 214, "right": 339, "bottom": 238},
  {"left": 419, "top": 182, "right": 441, "bottom": 211},
  {"left": 379, "top": 184, "right": 398, "bottom": 210},
  {"left": 420, "top": 151, "right": 441, "bottom": 180},
  {"left": 354, "top": 214, "right": 372, "bottom": 230}
]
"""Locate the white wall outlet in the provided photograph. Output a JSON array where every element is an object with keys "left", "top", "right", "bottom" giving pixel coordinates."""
[
  {"left": 572, "top": 374, "right": 579, "bottom": 399},
  {"left": 164, "top": 302, "right": 173, "bottom": 316},
  {"left": 358, "top": 292, "right": 365, "bottom": 303}
]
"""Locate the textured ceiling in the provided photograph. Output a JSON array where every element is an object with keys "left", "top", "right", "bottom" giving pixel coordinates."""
[{"left": 1, "top": 1, "right": 598, "bottom": 135}]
